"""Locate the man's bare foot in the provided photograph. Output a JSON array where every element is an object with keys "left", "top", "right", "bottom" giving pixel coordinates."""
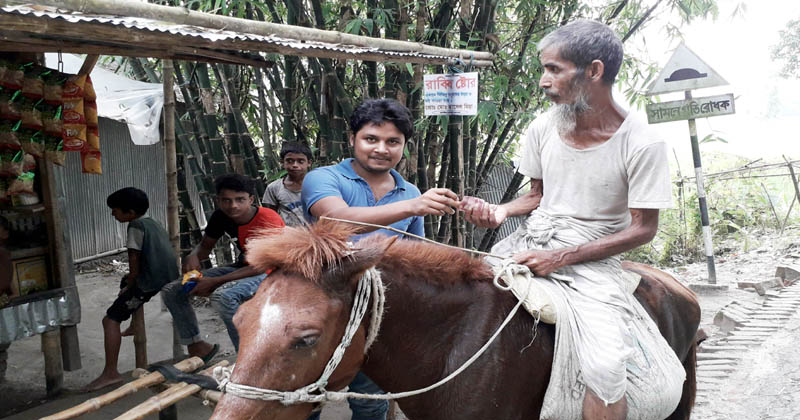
[
  {"left": 120, "top": 325, "right": 135, "bottom": 337},
  {"left": 83, "top": 373, "right": 124, "bottom": 392}
]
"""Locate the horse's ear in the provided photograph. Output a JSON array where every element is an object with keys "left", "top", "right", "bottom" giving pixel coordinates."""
[{"left": 323, "top": 236, "right": 398, "bottom": 287}]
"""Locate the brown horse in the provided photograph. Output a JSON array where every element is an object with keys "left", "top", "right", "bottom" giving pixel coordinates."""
[{"left": 210, "top": 221, "right": 701, "bottom": 420}]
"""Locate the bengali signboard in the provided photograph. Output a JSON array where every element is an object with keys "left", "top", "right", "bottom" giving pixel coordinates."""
[
  {"left": 423, "top": 72, "right": 478, "bottom": 116},
  {"left": 645, "top": 93, "right": 735, "bottom": 124}
]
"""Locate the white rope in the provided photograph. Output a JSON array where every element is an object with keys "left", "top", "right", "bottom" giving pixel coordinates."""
[
  {"left": 214, "top": 265, "right": 525, "bottom": 404},
  {"left": 215, "top": 268, "right": 383, "bottom": 404}
]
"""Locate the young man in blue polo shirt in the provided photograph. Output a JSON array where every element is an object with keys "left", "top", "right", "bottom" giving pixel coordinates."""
[{"left": 302, "top": 98, "right": 460, "bottom": 420}]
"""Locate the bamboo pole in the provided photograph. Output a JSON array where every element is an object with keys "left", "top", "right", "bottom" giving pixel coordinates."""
[
  {"left": 114, "top": 360, "right": 229, "bottom": 420},
  {"left": 40, "top": 357, "right": 205, "bottom": 420},
  {"left": 163, "top": 59, "right": 179, "bottom": 255},
  {"left": 10, "top": 0, "right": 493, "bottom": 61},
  {"left": 132, "top": 307, "right": 147, "bottom": 369}
]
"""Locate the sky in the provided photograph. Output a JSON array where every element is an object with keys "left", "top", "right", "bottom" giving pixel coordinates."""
[{"left": 626, "top": 0, "right": 800, "bottom": 166}]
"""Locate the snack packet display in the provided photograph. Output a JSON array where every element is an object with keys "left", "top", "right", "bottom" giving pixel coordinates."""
[
  {"left": 7, "top": 171, "right": 34, "bottom": 195},
  {"left": 0, "top": 61, "right": 27, "bottom": 90},
  {"left": 62, "top": 74, "right": 87, "bottom": 98},
  {"left": 85, "top": 100, "right": 97, "bottom": 127},
  {"left": 20, "top": 130, "right": 45, "bottom": 158},
  {"left": 20, "top": 97, "right": 43, "bottom": 129},
  {"left": 86, "top": 126, "right": 99, "bottom": 151},
  {"left": 44, "top": 137, "right": 65, "bottom": 166},
  {"left": 42, "top": 105, "right": 62, "bottom": 135},
  {"left": 80, "top": 149, "right": 102, "bottom": 174},
  {"left": 0, "top": 150, "right": 24, "bottom": 176},
  {"left": 0, "top": 89, "right": 22, "bottom": 121},
  {"left": 0, "top": 120, "right": 22, "bottom": 148},
  {"left": 61, "top": 97, "right": 84, "bottom": 125},
  {"left": 43, "top": 70, "right": 67, "bottom": 105},
  {"left": 21, "top": 65, "right": 50, "bottom": 99},
  {"left": 62, "top": 124, "right": 86, "bottom": 151},
  {"left": 84, "top": 75, "right": 96, "bottom": 101}
]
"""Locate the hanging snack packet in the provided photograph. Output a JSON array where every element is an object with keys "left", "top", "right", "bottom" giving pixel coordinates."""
[
  {"left": 22, "top": 153, "right": 36, "bottom": 171},
  {"left": 43, "top": 70, "right": 67, "bottom": 105},
  {"left": 21, "top": 65, "right": 49, "bottom": 99},
  {"left": 0, "top": 178, "right": 8, "bottom": 204},
  {"left": 61, "top": 97, "right": 85, "bottom": 125},
  {"left": 0, "top": 89, "right": 22, "bottom": 121},
  {"left": 20, "top": 97, "right": 43, "bottom": 129},
  {"left": 20, "top": 130, "right": 44, "bottom": 158},
  {"left": 0, "top": 150, "right": 24, "bottom": 176},
  {"left": 7, "top": 171, "right": 35, "bottom": 195},
  {"left": 62, "top": 124, "right": 86, "bottom": 151},
  {"left": 0, "top": 120, "right": 22, "bottom": 148},
  {"left": 62, "top": 74, "right": 87, "bottom": 98},
  {"left": 45, "top": 138, "right": 66, "bottom": 166},
  {"left": 86, "top": 126, "right": 99, "bottom": 151},
  {"left": 0, "top": 62, "right": 28, "bottom": 90},
  {"left": 80, "top": 149, "right": 102, "bottom": 175},
  {"left": 85, "top": 100, "right": 97, "bottom": 127},
  {"left": 42, "top": 105, "right": 62, "bottom": 136},
  {"left": 84, "top": 75, "right": 96, "bottom": 101}
]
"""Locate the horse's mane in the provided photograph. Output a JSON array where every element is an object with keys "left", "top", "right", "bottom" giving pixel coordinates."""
[
  {"left": 246, "top": 219, "right": 358, "bottom": 280},
  {"left": 359, "top": 234, "right": 492, "bottom": 285},
  {"left": 246, "top": 220, "right": 491, "bottom": 285}
]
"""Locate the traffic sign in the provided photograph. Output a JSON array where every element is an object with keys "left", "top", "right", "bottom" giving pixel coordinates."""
[
  {"left": 646, "top": 93, "right": 735, "bottom": 124},
  {"left": 646, "top": 42, "right": 728, "bottom": 95}
]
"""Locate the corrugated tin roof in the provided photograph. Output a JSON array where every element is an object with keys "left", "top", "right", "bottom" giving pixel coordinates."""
[{"left": 0, "top": 4, "right": 468, "bottom": 67}]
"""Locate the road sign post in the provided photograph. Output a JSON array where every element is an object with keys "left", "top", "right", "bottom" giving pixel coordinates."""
[
  {"left": 646, "top": 43, "right": 733, "bottom": 285},
  {"left": 684, "top": 90, "right": 717, "bottom": 284}
]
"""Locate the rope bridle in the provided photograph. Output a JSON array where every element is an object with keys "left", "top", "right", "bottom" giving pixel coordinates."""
[{"left": 213, "top": 262, "right": 526, "bottom": 405}]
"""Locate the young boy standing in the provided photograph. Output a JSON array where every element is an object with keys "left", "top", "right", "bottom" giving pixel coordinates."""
[
  {"left": 262, "top": 142, "right": 313, "bottom": 226},
  {"left": 83, "top": 187, "right": 178, "bottom": 391}
]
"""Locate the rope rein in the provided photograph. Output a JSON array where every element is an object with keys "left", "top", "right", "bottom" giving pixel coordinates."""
[{"left": 213, "top": 218, "right": 539, "bottom": 404}]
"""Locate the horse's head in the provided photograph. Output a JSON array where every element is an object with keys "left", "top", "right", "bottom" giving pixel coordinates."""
[{"left": 210, "top": 220, "right": 396, "bottom": 420}]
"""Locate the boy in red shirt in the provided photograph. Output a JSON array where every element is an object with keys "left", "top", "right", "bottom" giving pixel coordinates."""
[{"left": 161, "top": 174, "right": 284, "bottom": 359}]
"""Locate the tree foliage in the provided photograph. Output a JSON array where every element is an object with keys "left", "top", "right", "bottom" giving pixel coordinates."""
[
  {"left": 122, "top": 0, "right": 718, "bottom": 250},
  {"left": 772, "top": 18, "right": 800, "bottom": 79}
]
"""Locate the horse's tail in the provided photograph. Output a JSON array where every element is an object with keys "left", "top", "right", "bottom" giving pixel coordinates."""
[{"left": 666, "top": 328, "right": 706, "bottom": 420}]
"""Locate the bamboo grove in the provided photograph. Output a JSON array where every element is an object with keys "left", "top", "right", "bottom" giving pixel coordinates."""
[{"left": 113, "top": 0, "right": 718, "bottom": 260}]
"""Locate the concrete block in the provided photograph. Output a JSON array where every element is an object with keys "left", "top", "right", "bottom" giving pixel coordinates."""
[
  {"left": 737, "top": 278, "right": 783, "bottom": 295},
  {"left": 714, "top": 301, "right": 751, "bottom": 333},
  {"left": 776, "top": 265, "right": 800, "bottom": 285},
  {"left": 689, "top": 283, "right": 730, "bottom": 293}
]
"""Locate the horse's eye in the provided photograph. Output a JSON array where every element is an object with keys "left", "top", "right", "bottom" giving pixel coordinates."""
[{"left": 291, "top": 335, "right": 319, "bottom": 350}]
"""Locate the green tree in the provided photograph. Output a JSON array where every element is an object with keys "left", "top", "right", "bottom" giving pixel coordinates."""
[
  {"left": 771, "top": 18, "right": 800, "bottom": 79},
  {"left": 116, "top": 0, "right": 719, "bottom": 250}
]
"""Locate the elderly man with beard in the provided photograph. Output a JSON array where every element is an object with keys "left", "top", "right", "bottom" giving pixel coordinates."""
[{"left": 460, "top": 20, "right": 677, "bottom": 420}]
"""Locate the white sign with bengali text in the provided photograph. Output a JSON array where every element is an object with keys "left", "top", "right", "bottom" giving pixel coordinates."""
[{"left": 423, "top": 72, "right": 478, "bottom": 116}]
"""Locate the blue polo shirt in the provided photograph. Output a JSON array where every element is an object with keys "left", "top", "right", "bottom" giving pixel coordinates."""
[{"left": 301, "top": 158, "right": 424, "bottom": 238}]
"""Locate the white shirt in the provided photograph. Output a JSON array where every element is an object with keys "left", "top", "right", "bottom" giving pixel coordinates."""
[{"left": 519, "top": 110, "right": 672, "bottom": 234}]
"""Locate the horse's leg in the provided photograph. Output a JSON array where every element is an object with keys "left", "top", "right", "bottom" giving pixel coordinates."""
[{"left": 665, "top": 329, "right": 707, "bottom": 420}]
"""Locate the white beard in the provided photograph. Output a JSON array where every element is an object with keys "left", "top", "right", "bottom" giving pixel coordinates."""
[{"left": 552, "top": 81, "right": 591, "bottom": 136}]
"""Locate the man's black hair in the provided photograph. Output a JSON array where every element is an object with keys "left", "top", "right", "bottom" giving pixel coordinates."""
[
  {"left": 106, "top": 187, "right": 149, "bottom": 216},
  {"left": 214, "top": 174, "right": 255, "bottom": 196},
  {"left": 349, "top": 98, "right": 414, "bottom": 141},
  {"left": 280, "top": 142, "right": 313, "bottom": 161}
]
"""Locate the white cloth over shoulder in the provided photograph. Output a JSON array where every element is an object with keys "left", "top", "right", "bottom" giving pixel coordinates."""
[{"left": 488, "top": 211, "right": 685, "bottom": 420}]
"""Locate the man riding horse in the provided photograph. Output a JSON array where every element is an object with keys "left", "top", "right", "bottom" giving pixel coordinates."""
[{"left": 461, "top": 20, "right": 679, "bottom": 420}]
